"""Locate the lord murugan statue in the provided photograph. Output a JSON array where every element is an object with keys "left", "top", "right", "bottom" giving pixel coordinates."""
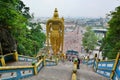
[{"left": 46, "top": 8, "right": 64, "bottom": 55}]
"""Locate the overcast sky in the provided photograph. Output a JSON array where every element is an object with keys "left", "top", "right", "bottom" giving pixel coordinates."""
[{"left": 21, "top": 0, "right": 120, "bottom": 18}]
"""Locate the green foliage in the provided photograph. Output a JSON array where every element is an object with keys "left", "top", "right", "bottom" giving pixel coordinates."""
[
  {"left": 101, "top": 6, "right": 120, "bottom": 59},
  {"left": 0, "top": 0, "right": 46, "bottom": 56},
  {"left": 82, "top": 27, "right": 97, "bottom": 53},
  {"left": 14, "top": 21, "right": 46, "bottom": 56},
  {"left": 0, "top": 0, "right": 28, "bottom": 28}
]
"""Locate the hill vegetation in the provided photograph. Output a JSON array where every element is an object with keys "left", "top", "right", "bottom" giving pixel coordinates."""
[{"left": 0, "top": 0, "right": 46, "bottom": 56}]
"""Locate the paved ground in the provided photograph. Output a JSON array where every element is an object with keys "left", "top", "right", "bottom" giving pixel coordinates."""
[
  {"left": 22, "top": 61, "right": 73, "bottom": 80},
  {"left": 77, "top": 64, "right": 108, "bottom": 80}
]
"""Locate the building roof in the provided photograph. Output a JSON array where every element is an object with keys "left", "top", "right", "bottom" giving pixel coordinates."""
[
  {"left": 92, "top": 29, "right": 107, "bottom": 33},
  {"left": 66, "top": 50, "right": 78, "bottom": 55}
]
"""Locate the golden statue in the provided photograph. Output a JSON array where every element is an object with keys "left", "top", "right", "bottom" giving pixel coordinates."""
[{"left": 46, "top": 8, "right": 64, "bottom": 55}]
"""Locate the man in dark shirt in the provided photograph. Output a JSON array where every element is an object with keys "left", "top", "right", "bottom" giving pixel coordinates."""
[{"left": 77, "top": 57, "right": 80, "bottom": 69}]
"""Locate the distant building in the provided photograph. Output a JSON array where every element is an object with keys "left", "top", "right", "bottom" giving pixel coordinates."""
[{"left": 66, "top": 50, "right": 78, "bottom": 61}]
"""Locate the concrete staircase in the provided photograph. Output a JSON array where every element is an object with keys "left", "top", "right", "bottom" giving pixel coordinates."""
[
  {"left": 22, "top": 61, "right": 73, "bottom": 80},
  {"left": 77, "top": 64, "right": 108, "bottom": 80}
]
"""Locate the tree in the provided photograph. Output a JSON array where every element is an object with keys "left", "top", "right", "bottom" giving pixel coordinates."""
[
  {"left": 0, "top": 0, "right": 46, "bottom": 56},
  {"left": 101, "top": 6, "right": 120, "bottom": 59},
  {"left": 82, "top": 27, "right": 97, "bottom": 53},
  {"left": 25, "top": 22, "right": 46, "bottom": 56}
]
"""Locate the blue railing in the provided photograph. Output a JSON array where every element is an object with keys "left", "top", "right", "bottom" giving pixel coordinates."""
[
  {"left": 46, "top": 59, "right": 57, "bottom": 66},
  {"left": 97, "top": 60, "right": 115, "bottom": 69},
  {"left": 0, "top": 53, "right": 15, "bottom": 66},
  {"left": 18, "top": 55, "right": 37, "bottom": 62},
  {"left": 87, "top": 58, "right": 95, "bottom": 67},
  {"left": 4, "top": 54, "right": 14, "bottom": 62},
  {"left": 82, "top": 53, "right": 120, "bottom": 80},
  {"left": 0, "top": 55, "right": 58, "bottom": 80},
  {"left": 82, "top": 59, "right": 88, "bottom": 64},
  {"left": 0, "top": 66, "right": 34, "bottom": 80},
  {"left": 96, "top": 60, "right": 115, "bottom": 78},
  {"left": 0, "top": 53, "right": 40, "bottom": 66}
]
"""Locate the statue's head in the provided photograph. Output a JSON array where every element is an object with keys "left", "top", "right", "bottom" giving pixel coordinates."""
[{"left": 53, "top": 8, "right": 59, "bottom": 18}]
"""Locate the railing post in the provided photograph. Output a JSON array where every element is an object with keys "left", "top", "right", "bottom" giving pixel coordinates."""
[
  {"left": 13, "top": 51, "right": 18, "bottom": 61},
  {"left": 110, "top": 53, "right": 120, "bottom": 79},
  {"left": 95, "top": 58, "right": 100, "bottom": 72},
  {"left": 94, "top": 53, "right": 98, "bottom": 71},
  {"left": 33, "top": 63, "right": 38, "bottom": 75},
  {"left": 56, "top": 58, "right": 58, "bottom": 65},
  {"left": 0, "top": 56, "right": 6, "bottom": 66},
  {"left": 72, "top": 59, "right": 77, "bottom": 80},
  {"left": 43, "top": 55, "right": 46, "bottom": 66},
  {"left": 72, "top": 73, "right": 77, "bottom": 80},
  {"left": 87, "top": 56, "right": 89, "bottom": 65}
]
